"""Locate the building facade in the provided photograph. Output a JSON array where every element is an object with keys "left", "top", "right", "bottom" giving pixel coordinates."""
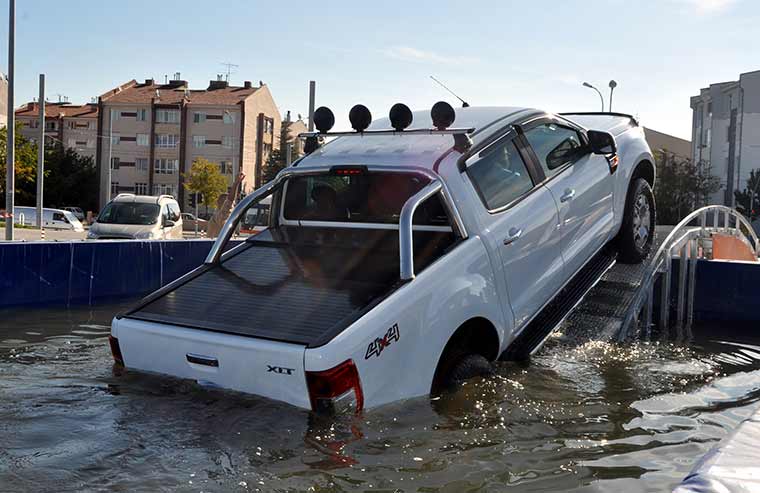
[
  {"left": 14, "top": 102, "right": 99, "bottom": 159},
  {"left": 97, "top": 77, "right": 280, "bottom": 210},
  {"left": 690, "top": 69, "right": 760, "bottom": 206}
]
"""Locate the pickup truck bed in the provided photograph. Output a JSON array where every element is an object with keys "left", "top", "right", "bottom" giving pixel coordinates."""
[{"left": 122, "top": 226, "right": 456, "bottom": 347}]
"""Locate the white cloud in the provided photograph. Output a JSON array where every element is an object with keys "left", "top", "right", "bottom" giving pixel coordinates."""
[
  {"left": 380, "top": 46, "right": 478, "bottom": 65},
  {"left": 676, "top": 0, "right": 737, "bottom": 13}
]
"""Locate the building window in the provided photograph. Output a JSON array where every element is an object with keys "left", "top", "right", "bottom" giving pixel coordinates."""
[
  {"left": 223, "top": 112, "right": 235, "bottom": 124},
  {"left": 223, "top": 135, "right": 234, "bottom": 149},
  {"left": 152, "top": 183, "right": 176, "bottom": 196},
  {"left": 134, "top": 182, "right": 149, "bottom": 195},
  {"left": 193, "top": 135, "right": 206, "bottom": 148},
  {"left": 111, "top": 133, "right": 120, "bottom": 145},
  {"left": 155, "top": 134, "right": 178, "bottom": 148},
  {"left": 111, "top": 182, "right": 119, "bottom": 195},
  {"left": 156, "top": 109, "right": 180, "bottom": 124},
  {"left": 137, "top": 108, "right": 148, "bottom": 121},
  {"left": 263, "top": 143, "right": 272, "bottom": 157},
  {"left": 111, "top": 157, "right": 120, "bottom": 170},
  {"left": 67, "top": 138, "right": 76, "bottom": 147},
  {"left": 136, "top": 158, "right": 148, "bottom": 172},
  {"left": 111, "top": 109, "right": 120, "bottom": 121},
  {"left": 193, "top": 112, "right": 206, "bottom": 123},
  {"left": 155, "top": 158, "right": 178, "bottom": 174},
  {"left": 87, "top": 139, "right": 95, "bottom": 148},
  {"left": 137, "top": 134, "right": 149, "bottom": 146},
  {"left": 46, "top": 121, "right": 57, "bottom": 131},
  {"left": 220, "top": 161, "right": 232, "bottom": 174},
  {"left": 29, "top": 120, "right": 39, "bottom": 129}
]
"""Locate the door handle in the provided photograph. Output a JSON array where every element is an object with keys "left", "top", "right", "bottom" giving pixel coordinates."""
[
  {"left": 503, "top": 227, "right": 523, "bottom": 246},
  {"left": 560, "top": 189, "right": 576, "bottom": 203}
]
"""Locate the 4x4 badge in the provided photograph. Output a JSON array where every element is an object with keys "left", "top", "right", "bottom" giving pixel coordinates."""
[{"left": 365, "top": 324, "right": 400, "bottom": 359}]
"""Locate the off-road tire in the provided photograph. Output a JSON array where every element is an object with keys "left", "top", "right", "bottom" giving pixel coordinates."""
[
  {"left": 440, "top": 354, "right": 493, "bottom": 390},
  {"left": 618, "top": 178, "right": 656, "bottom": 264}
]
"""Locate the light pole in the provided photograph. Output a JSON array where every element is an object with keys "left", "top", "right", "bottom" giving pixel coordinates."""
[
  {"left": 107, "top": 109, "right": 114, "bottom": 204},
  {"left": 609, "top": 80, "right": 618, "bottom": 112},
  {"left": 583, "top": 82, "right": 604, "bottom": 112},
  {"left": 5, "top": 0, "right": 15, "bottom": 240}
]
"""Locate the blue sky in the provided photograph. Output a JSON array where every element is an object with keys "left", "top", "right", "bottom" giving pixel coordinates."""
[{"left": 1, "top": 0, "right": 758, "bottom": 139}]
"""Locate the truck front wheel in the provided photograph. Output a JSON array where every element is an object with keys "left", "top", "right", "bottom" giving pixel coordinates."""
[{"left": 618, "top": 178, "right": 656, "bottom": 264}]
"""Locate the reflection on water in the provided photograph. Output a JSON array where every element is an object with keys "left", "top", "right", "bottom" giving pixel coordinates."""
[{"left": 1, "top": 304, "right": 759, "bottom": 492}]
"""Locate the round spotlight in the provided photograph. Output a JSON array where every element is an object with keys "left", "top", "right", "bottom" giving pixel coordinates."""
[
  {"left": 349, "top": 104, "right": 372, "bottom": 132},
  {"left": 389, "top": 103, "right": 413, "bottom": 131},
  {"left": 313, "top": 106, "right": 335, "bottom": 134},
  {"left": 431, "top": 101, "right": 456, "bottom": 130}
]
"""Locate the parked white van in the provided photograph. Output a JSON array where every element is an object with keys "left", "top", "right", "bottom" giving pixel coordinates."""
[
  {"left": 14, "top": 206, "right": 85, "bottom": 232},
  {"left": 88, "top": 194, "right": 183, "bottom": 240}
]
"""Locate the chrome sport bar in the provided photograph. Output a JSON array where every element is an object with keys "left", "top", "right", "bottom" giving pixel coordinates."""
[{"left": 204, "top": 165, "right": 469, "bottom": 281}]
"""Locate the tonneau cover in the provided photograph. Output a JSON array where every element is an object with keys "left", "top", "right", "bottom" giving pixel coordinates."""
[{"left": 124, "top": 227, "right": 454, "bottom": 347}]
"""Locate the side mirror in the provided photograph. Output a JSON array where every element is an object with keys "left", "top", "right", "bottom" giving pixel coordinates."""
[
  {"left": 588, "top": 130, "right": 617, "bottom": 155},
  {"left": 163, "top": 219, "right": 175, "bottom": 228}
]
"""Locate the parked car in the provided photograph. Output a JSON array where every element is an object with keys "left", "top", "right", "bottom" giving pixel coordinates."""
[
  {"left": 240, "top": 196, "right": 271, "bottom": 235},
  {"left": 13, "top": 206, "right": 85, "bottom": 232},
  {"left": 110, "top": 105, "right": 655, "bottom": 414},
  {"left": 62, "top": 206, "right": 85, "bottom": 222},
  {"left": 88, "top": 194, "right": 183, "bottom": 240},
  {"left": 181, "top": 213, "right": 208, "bottom": 232}
]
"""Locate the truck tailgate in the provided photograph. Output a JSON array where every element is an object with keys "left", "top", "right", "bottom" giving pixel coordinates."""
[{"left": 113, "top": 316, "right": 311, "bottom": 409}]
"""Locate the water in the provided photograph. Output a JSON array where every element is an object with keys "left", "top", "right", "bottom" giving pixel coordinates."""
[{"left": 2, "top": 304, "right": 760, "bottom": 492}]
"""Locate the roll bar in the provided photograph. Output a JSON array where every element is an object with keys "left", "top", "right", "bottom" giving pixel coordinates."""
[{"left": 204, "top": 165, "right": 469, "bottom": 280}]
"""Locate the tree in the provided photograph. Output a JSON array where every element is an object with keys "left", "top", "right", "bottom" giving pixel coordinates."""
[
  {"left": 653, "top": 150, "right": 720, "bottom": 225},
  {"left": 183, "top": 157, "right": 228, "bottom": 215},
  {"left": 734, "top": 169, "right": 760, "bottom": 221},
  {"left": 42, "top": 146, "right": 99, "bottom": 212},
  {"left": 262, "top": 149, "right": 287, "bottom": 183},
  {"left": 0, "top": 122, "right": 39, "bottom": 206}
]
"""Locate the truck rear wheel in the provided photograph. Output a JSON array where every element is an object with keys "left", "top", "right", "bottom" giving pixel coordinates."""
[
  {"left": 437, "top": 353, "right": 493, "bottom": 392},
  {"left": 618, "top": 178, "right": 655, "bottom": 264}
]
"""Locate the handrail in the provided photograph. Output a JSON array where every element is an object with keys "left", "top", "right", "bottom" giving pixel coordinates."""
[{"left": 204, "top": 165, "right": 469, "bottom": 280}]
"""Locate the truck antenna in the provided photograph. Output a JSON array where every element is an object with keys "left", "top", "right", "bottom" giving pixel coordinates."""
[{"left": 430, "top": 75, "right": 470, "bottom": 108}]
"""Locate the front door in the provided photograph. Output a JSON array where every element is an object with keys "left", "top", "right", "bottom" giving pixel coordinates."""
[
  {"left": 521, "top": 121, "right": 614, "bottom": 278},
  {"left": 464, "top": 132, "right": 565, "bottom": 331}
]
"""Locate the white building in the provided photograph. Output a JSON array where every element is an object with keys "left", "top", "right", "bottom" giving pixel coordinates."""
[{"left": 690, "top": 69, "right": 760, "bottom": 206}]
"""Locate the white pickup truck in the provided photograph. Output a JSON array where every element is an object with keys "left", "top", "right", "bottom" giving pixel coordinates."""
[{"left": 110, "top": 103, "right": 655, "bottom": 414}]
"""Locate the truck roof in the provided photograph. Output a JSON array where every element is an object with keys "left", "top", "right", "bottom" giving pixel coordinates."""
[{"left": 298, "top": 106, "right": 538, "bottom": 170}]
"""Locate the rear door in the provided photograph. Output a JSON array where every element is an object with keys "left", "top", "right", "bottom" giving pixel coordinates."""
[
  {"left": 463, "top": 130, "right": 565, "bottom": 330},
  {"left": 520, "top": 119, "right": 614, "bottom": 279}
]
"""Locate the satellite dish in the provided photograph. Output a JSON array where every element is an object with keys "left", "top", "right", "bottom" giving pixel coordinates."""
[
  {"left": 389, "top": 103, "right": 413, "bottom": 131},
  {"left": 313, "top": 106, "right": 335, "bottom": 134},
  {"left": 431, "top": 101, "right": 456, "bottom": 130},
  {"left": 349, "top": 104, "right": 372, "bottom": 132}
]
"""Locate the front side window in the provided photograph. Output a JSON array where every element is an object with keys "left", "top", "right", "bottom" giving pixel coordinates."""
[
  {"left": 523, "top": 123, "right": 585, "bottom": 178},
  {"left": 467, "top": 139, "right": 534, "bottom": 211}
]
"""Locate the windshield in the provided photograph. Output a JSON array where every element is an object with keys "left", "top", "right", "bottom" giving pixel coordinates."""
[
  {"left": 282, "top": 172, "right": 449, "bottom": 225},
  {"left": 97, "top": 203, "right": 159, "bottom": 225}
]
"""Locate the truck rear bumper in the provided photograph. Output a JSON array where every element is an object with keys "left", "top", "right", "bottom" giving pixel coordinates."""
[{"left": 112, "top": 317, "right": 311, "bottom": 409}]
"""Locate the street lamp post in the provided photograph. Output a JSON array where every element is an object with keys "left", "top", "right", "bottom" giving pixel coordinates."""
[
  {"left": 609, "top": 80, "right": 618, "bottom": 112},
  {"left": 582, "top": 82, "right": 604, "bottom": 112},
  {"left": 5, "top": 0, "right": 15, "bottom": 240}
]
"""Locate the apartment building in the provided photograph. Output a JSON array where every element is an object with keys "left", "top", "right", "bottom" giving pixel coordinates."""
[
  {"left": 97, "top": 76, "right": 280, "bottom": 210},
  {"left": 690, "top": 69, "right": 760, "bottom": 206},
  {"left": 14, "top": 102, "right": 99, "bottom": 159}
]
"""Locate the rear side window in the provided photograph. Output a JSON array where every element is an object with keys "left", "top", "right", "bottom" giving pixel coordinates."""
[
  {"left": 468, "top": 139, "right": 534, "bottom": 211},
  {"left": 283, "top": 172, "right": 449, "bottom": 225},
  {"left": 523, "top": 123, "right": 585, "bottom": 178}
]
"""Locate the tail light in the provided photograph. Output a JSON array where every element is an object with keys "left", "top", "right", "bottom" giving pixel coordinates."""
[
  {"left": 306, "top": 359, "right": 363, "bottom": 414},
  {"left": 109, "top": 335, "right": 124, "bottom": 366}
]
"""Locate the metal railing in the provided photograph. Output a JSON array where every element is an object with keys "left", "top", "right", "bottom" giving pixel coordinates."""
[
  {"left": 622, "top": 205, "right": 759, "bottom": 338},
  {"left": 204, "top": 164, "right": 468, "bottom": 280}
]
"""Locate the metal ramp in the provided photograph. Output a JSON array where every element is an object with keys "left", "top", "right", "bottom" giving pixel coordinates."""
[{"left": 559, "top": 206, "right": 760, "bottom": 346}]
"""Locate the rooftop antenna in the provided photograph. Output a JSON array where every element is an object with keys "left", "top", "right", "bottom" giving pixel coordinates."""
[
  {"left": 220, "top": 62, "right": 239, "bottom": 82},
  {"left": 430, "top": 75, "right": 470, "bottom": 108},
  {"left": 54, "top": 93, "right": 64, "bottom": 103},
  {"left": 164, "top": 74, "right": 168, "bottom": 84}
]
